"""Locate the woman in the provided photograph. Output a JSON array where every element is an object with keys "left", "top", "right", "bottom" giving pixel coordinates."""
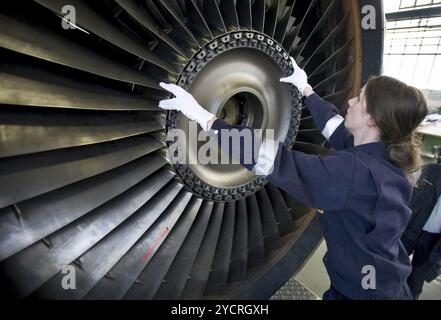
[{"left": 158, "top": 57, "right": 428, "bottom": 299}]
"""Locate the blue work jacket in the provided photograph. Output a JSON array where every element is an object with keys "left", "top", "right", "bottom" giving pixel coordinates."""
[{"left": 210, "top": 93, "right": 413, "bottom": 299}]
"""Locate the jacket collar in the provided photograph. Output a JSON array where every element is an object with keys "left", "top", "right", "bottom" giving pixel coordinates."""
[{"left": 352, "top": 141, "right": 386, "bottom": 158}]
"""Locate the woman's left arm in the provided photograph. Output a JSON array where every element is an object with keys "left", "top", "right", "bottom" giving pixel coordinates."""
[
  {"left": 211, "top": 118, "right": 356, "bottom": 211},
  {"left": 305, "top": 92, "right": 354, "bottom": 150},
  {"left": 281, "top": 57, "right": 354, "bottom": 150}
]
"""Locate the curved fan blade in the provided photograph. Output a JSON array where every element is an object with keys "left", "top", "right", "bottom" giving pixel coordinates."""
[
  {"left": 118, "top": 196, "right": 202, "bottom": 300},
  {"left": 309, "top": 40, "right": 352, "bottom": 77},
  {"left": 0, "top": 110, "right": 162, "bottom": 158},
  {"left": 204, "top": 201, "right": 236, "bottom": 296},
  {"left": 0, "top": 135, "right": 164, "bottom": 208},
  {"left": 203, "top": 0, "right": 227, "bottom": 36},
  {"left": 0, "top": 168, "right": 174, "bottom": 298},
  {"left": 115, "top": 0, "right": 187, "bottom": 58},
  {"left": 0, "top": 154, "right": 170, "bottom": 262},
  {"left": 0, "top": 15, "right": 162, "bottom": 88},
  {"left": 28, "top": 181, "right": 184, "bottom": 299},
  {"left": 0, "top": 66, "right": 160, "bottom": 111},
  {"left": 245, "top": 194, "right": 265, "bottom": 268},
  {"left": 228, "top": 199, "right": 248, "bottom": 283},
  {"left": 263, "top": 0, "right": 280, "bottom": 38},
  {"left": 287, "top": 0, "right": 318, "bottom": 54},
  {"left": 274, "top": 5, "right": 294, "bottom": 44},
  {"left": 265, "top": 184, "right": 294, "bottom": 236},
  {"left": 293, "top": 0, "right": 337, "bottom": 60},
  {"left": 154, "top": 201, "right": 214, "bottom": 300},
  {"left": 255, "top": 188, "right": 281, "bottom": 254},
  {"left": 251, "top": 0, "right": 265, "bottom": 33},
  {"left": 237, "top": 0, "right": 252, "bottom": 30},
  {"left": 180, "top": 202, "right": 225, "bottom": 299},
  {"left": 158, "top": 0, "right": 201, "bottom": 47},
  {"left": 219, "top": 0, "right": 239, "bottom": 31},
  {"left": 35, "top": 0, "right": 176, "bottom": 73},
  {"left": 86, "top": 191, "right": 195, "bottom": 300},
  {"left": 300, "top": 13, "right": 350, "bottom": 68},
  {"left": 185, "top": 0, "right": 213, "bottom": 42},
  {"left": 312, "top": 64, "right": 353, "bottom": 93}
]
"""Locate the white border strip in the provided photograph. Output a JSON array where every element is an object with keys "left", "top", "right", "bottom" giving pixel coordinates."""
[
  {"left": 322, "top": 115, "right": 345, "bottom": 139},
  {"left": 252, "top": 139, "right": 280, "bottom": 176}
]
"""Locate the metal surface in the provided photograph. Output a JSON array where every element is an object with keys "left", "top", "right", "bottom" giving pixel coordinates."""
[
  {"left": 271, "top": 278, "right": 320, "bottom": 300},
  {"left": 0, "top": 0, "right": 383, "bottom": 300},
  {"left": 168, "top": 32, "right": 302, "bottom": 201},
  {"left": 0, "top": 134, "right": 164, "bottom": 208},
  {"left": 35, "top": 0, "right": 178, "bottom": 73},
  {"left": 0, "top": 67, "right": 160, "bottom": 111},
  {"left": 182, "top": 44, "right": 294, "bottom": 143},
  {"left": 0, "top": 110, "right": 162, "bottom": 158},
  {"left": 0, "top": 155, "right": 170, "bottom": 261},
  {"left": 0, "top": 14, "right": 163, "bottom": 88},
  {"left": 0, "top": 168, "right": 174, "bottom": 298}
]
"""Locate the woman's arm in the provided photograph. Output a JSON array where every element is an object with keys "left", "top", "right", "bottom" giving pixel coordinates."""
[
  {"left": 210, "top": 117, "right": 355, "bottom": 211},
  {"left": 280, "top": 57, "right": 354, "bottom": 150},
  {"left": 158, "top": 81, "right": 354, "bottom": 211},
  {"left": 209, "top": 118, "right": 261, "bottom": 172},
  {"left": 264, "top": 141, "right": 355, "bottom": 211},
  {"left": 304, "top": 90, "right": 354, "bottom": 150}
]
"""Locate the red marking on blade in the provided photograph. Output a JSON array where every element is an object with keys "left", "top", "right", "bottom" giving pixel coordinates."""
[{"left": 142, "top": 227, "right": 170, "bottom": 261}]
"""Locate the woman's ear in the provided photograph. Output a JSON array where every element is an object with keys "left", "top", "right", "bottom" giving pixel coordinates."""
[{"left": 367, "top": 114, "right": 377, "bottom": 128}]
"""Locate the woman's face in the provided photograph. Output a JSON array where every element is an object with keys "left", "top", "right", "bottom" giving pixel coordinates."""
[{"left": 345, "top": 85, "right": 375, "bottom": 132}]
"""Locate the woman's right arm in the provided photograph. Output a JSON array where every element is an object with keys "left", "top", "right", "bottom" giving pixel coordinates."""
[{"left": 304, "top": 88, "right": 354, "bottom": 150}]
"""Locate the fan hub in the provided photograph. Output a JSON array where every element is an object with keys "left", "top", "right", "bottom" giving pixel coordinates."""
[
  {"left": 218, "top": 90, "right": 265, "bottom": 128},
  {"left": 167, "top": 32, "right": 302, "bottom": 201}
]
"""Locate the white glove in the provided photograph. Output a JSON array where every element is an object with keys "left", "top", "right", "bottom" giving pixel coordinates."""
[
  {"left": 159, "top": 82, "right": 216, "bottom": 131},
  {"left": 280, "top": 57, "right": 309, "bottom": 96}
]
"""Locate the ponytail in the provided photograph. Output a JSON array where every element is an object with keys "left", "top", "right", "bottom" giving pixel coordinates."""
[
  {"left": 365, "top": 76, "right": 428, "bottom": 176},
  {"left": 385, "top": 133, "right": 423, "bottom": 174}
]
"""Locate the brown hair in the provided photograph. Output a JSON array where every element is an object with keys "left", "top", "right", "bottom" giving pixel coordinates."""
[{"left": 365, "top": 75, "right": 428, "bottom": 174}]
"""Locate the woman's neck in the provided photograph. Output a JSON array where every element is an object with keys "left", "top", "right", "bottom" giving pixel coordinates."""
[{"left": 352, "top": 127, "right": 381, "bottom": 146}]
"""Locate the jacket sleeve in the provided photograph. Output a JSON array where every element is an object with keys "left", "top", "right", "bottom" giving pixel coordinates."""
[
  {"left": 305, "top": 93, "right": 354, "bottom": 150},
  {"left": 210, "top": 118, "right": 355, "bottom": 211},
  {"left": 265, "top": 142, "right": 355, "bottom": 211},
  {"left": 210, "top": 118, "right": 261, "bottom": 172}
]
